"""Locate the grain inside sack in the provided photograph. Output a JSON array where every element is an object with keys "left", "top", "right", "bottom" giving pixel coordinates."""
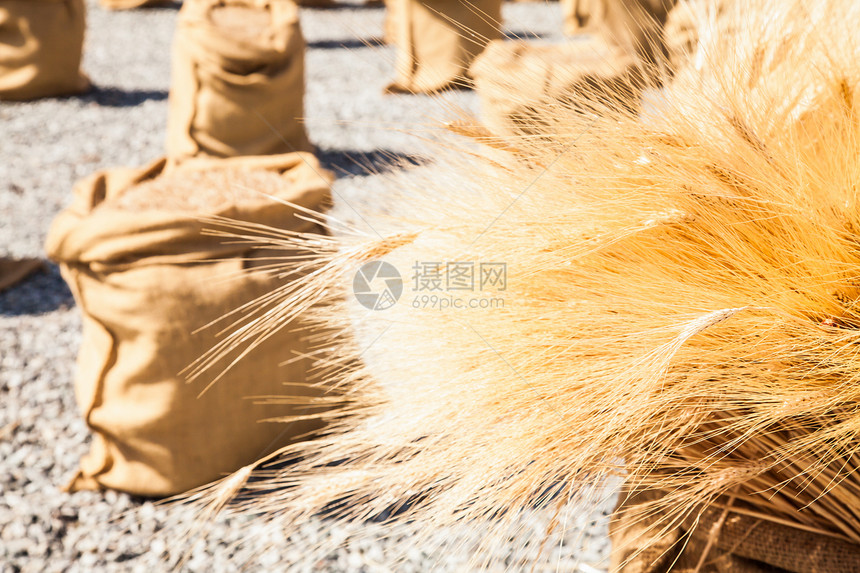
[
  {"left": 165, "top": 0, "right": 312, "bottom": 162},
  {"left": 0, "top": 0, "right": 89, "bottom": 100},
  {"left": 45, "top": 153, "right": 334, "bottom": 497}
]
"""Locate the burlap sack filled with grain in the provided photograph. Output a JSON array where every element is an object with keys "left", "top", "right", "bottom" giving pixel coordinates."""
[
  {"left": 383, "top": 0, "right": 397, "bottom": 44},
  {"left": 385, "top": 0, "right": 502, "bottom": 94},
  {"left": 664, "top": 0, "right": 732, "bottom": 73},
  {"left": 45, "top": 153, "right": 333, "bottom": 497},
  {"left": 0, "top": 0, "right": 89, "bottom": 100},
  {"left": 609, "top": 487, "right": 860, "bottom": 573},
  {"left": 563, "top": 0, "right": 675, "bottom": 70},
  {"left": 561, "top": 0, "right": 601, "bottom": 35},
  {"left": 0, "top": 257, "right": 43, "bottom": 292},
  {"left": 165, "top": 0, "right": 312, "bottom": 163},
  {"left": 470, "top": 38, "right": 640, "bottom": 137}
]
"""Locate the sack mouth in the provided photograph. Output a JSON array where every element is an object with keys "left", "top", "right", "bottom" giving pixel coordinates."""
[{"left": 45, "top": 153, "right": 331, "bottom": 268}]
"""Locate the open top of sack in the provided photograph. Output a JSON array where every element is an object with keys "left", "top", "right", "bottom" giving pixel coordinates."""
[
  {"left": 45, "top": 152, "right": 331, "bottom": 268},
  {"left": 177, "top": 0, "right": 301, "bottom": 72}
]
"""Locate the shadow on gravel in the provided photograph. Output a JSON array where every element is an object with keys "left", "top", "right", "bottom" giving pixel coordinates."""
[
  {"left": 80, "top": 86, "right": 169, "bottom": 108},
  {"left": 504, "top": 30, "right": 548, "bottom": 41},
  {"left": 307, "top": 37, "right": 385, "bottom": 50},
  {"left": 0, "top": 264, "right": 74, "bottom": 316},
  {"left": 318, "top": 148, "right": 426, "bottom": 177},
  {"left": 117, "top": 0, "right": 181, "bottom": 9}
]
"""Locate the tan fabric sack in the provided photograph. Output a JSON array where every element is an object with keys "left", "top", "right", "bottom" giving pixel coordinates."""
[
  {"left": 165, "top": 0, "right": 312, "bottom": 163},
  {"left": 562, "top": 0, "right": 675, "bottom": 70},
  {"left": 386, "top": 0, "right": 502, "bottom": 94},
  {"left": 45, "top": 153, "right": 333, "bottom": 497},
  {"left": 470, "top": 38, "right": 640, "bottom": 137},
  {"left": 610, "top": 487, "right": 860, "bottom": 573},
  {"left": 664, "top": 0, "right": 732, "bottom": 74},
  {"left": 0, "top": 0, "right": 89, "bottom": 100},
  {"left": 600, "top": 0, "right": 675, "bottom": 69}
]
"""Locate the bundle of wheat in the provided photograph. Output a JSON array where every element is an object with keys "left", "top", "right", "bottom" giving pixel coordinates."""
[{"left": 181, "top": 0, "right": 860, "bottom": 568}]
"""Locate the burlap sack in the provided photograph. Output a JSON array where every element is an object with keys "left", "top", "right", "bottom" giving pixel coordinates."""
[
  {"left": 383, "top": 0, "right": 398, "bottom": 45},
  {"left": 98, "top": 0, "right": 173, "bottom": 10},
  {"left": 470, "top": 38, "right": 640, "bottom": 136},
  {"left": 385, "top": 0, "right": 503, "bottom": 94},
  {"left": 610, "top": 487, "right": 860, "bottom": 573},
  {"left": 295, "top": 0, "right": 382, "bottom": 6},
  {"left": 165, "top": 0, "right": 312, "bottom": 163},
  {"left": 0, "top": 0, "right": 89, "bottom": 100},
  {"left": 603, "top": 0, "right": 676, "bottom": 69},
  {"left": 561, "top": 0, "right": 602, "bottom": 36},
  {"left": 45, "top": 152, "right": 334, "bottom": 497}
]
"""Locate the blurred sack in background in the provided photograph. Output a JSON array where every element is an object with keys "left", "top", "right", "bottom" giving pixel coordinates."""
[
  {"left": 598, "top": 0, "right": 675, "bottom": 67},
  {"left": 98, "top": 0, "right": 172, "bottom": 10},
  {"left": 563, "top": 0, "right": 676, "bottom": 72},
  {"left": 385, "top": 0, "right": 502, "bottom": 94},
  {"left": 664, "top": 0, "right": 730, "bottom": 75},
  {"left": 470, "top": 37, "right": 640, "bottom": 137},
  {"left": 45, "top": 153, "right": 333, "bottom": 497},
  {"left": 165, "top": 0, "right": 312, "bottom": 163},
  {"left": 0, "top": 0, "right": 89, "bottom": 100},
  {"left": 561, "top": 0, "right": 600, "bottom": 35},
  {"left": 0, "top": 257, "right": 43, "bottom": 292}
]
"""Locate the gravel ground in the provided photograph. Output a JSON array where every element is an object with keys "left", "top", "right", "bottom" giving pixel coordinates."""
[{"left": 0, "top": 2, "right": 615, "bottom": 571}]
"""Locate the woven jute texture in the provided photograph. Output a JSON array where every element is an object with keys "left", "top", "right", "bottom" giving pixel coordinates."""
[
  {"left": 385, "top": 0, "right": 502, "bottom": 94},
  {"left": 0, "top": 0, "right": 89, "bottom": 100},
  {"left": 165, "top": 0, "right": 311, "bottom": 163},
  {"left": 610, "top": 486, "right": 860, "bottom": 573},
  {"left": 46, "top": 153, "right": 333, "bottom": 497}
]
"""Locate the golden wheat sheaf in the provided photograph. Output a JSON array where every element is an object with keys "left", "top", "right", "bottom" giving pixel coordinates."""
[{"left": 186, "top": 0, "right": 860, "bottom": 564}]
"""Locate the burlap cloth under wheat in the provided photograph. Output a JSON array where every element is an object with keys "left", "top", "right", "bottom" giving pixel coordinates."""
[
  {"left": 46, "top": 152, "right": 333, "bottom": 497},
  {"left": 385, "top": 0, "right": 502, "bottom": 94},
  {"left": 470, "top": 38, "right": 640, "bottom": 137},
  {"left": 166, "top": 0, "right": 311, "bottom": 163},
  {"left": 610, "top": 487, "right": 860, "bottom": 573},
  {"left": 0, "top": 0, "right": 90, "bottom": 100}
]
